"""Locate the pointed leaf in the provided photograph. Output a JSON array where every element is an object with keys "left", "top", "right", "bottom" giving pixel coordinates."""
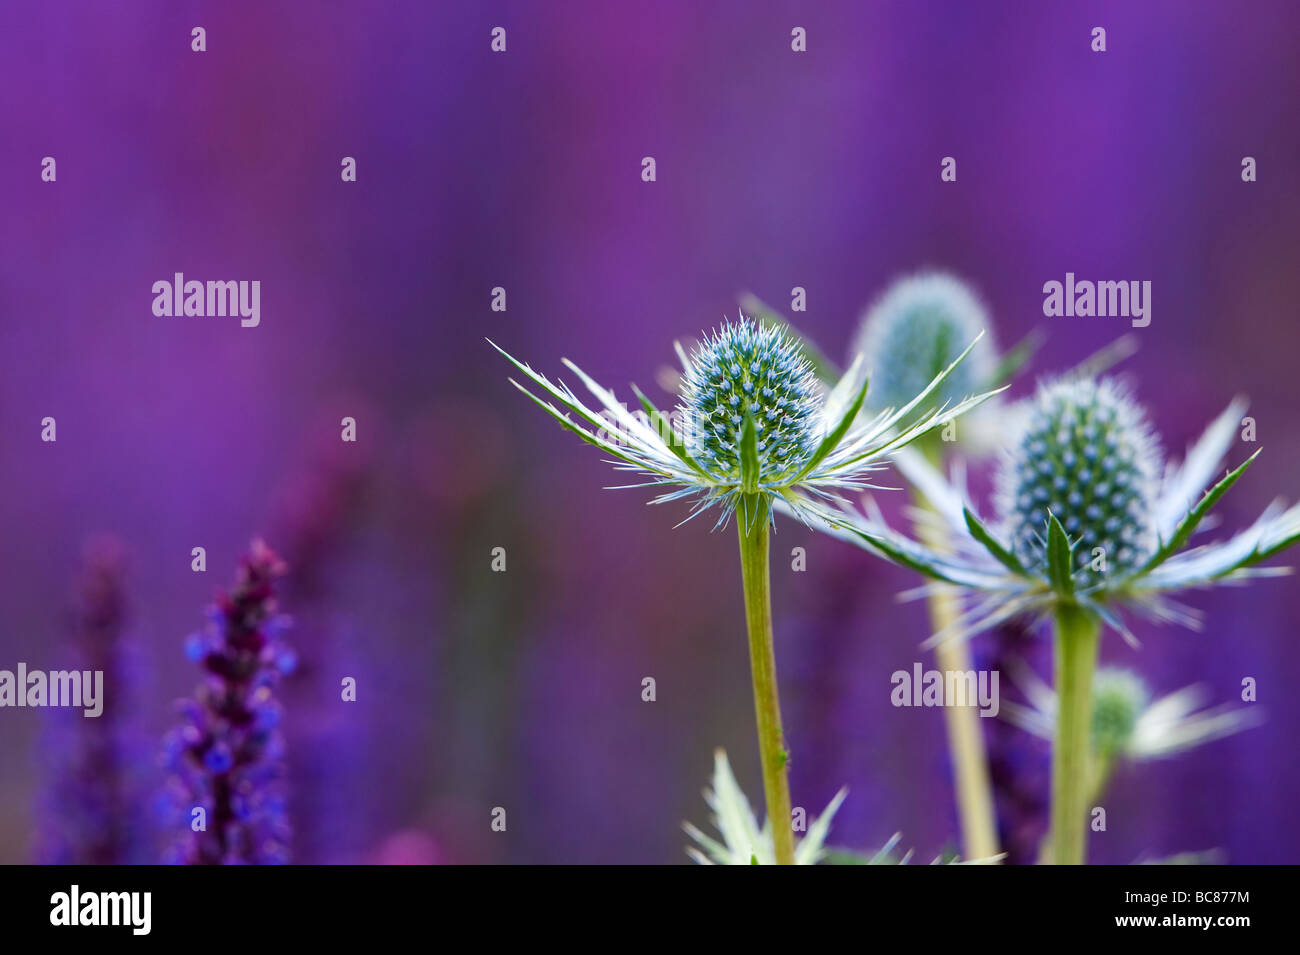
[
  {"left": 1248, "top": 518, "right": 1300, "bottom": 565},
  {"left": 1066, "top": 333, "right": 1140, "bottom": 381},
  {"left": 1139, "top": 450, "right": 1261, "bottom": 575},
  {"left": 506, "top": 379, "right": 652, "bottom": 471},
  {"left": 874, "top": 331, "right": 987, "bottom": 434},
  {"left": 1157, "top": 398, "right": 1248, "bottom": 536},
  {"left": 1045, "top": 512, "right": 1075, "bottom": 595},
  {"left": 739, "top": 409, "right": 761, "bottom": 494},
  {"left": 964, "top": 507, "right": 1030, "bottom": 577},
  {"left": 819, "top": 353, "right": 867, "bottom": 435},
  {"left": 987, "top": 328, "right": 1044, "bottom": 388},
  {"left": 490, "top": 340, "right": 632, "bottom": 445},
  {"left": 630, "top": 382, "right": 704, "bottom": 474},
  {"left": 791, "top": 373, "right": 870, "bottom": 483},
  {"left": 848, "top": 383, "right": 1006, "bottom": 466},
  {"left": 837, "top": 520, "right": 977, "bottom": 587}
]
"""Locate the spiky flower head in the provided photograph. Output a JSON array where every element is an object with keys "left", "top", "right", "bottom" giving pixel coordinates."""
[
  {"left": 491, "top": 314, "right": 997, "bottom": 528},
  {"left": 831, "top": 376, "right": 1300, "bottom": 645},
  {"left": 678, "top": 321, "right": 821, "bottom": 485},
  {"left": 999, "top": 378, "right": 1161, "bottom": 586},
  {"left": 851, "top": 272, "right": 996, "bottom": 413}
]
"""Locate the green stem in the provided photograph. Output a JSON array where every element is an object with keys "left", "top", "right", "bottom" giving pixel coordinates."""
[
  {"left": 911, "top": 490, "right": 1000, "bottom": 862},
  {"left": 735, "top": 494, "right": 795, "bottom": 865},
  {"left": 1086, "top": 752, "right": 1114, "bottom": 808},
  {"left": 1050, "top": 602, "right": 1101, "bottom": 865}
]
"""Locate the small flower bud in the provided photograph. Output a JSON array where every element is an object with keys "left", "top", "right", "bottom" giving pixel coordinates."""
[{"left": 1091, "top": 668, "right": 1149, "bottom": 756}]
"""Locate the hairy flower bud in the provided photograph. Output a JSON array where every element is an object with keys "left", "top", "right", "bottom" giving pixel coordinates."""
[
  {"left": 851, "top": 272, "right": 994, "bottom": 412},
  {"left": 1090, "top": 668, "right": 1149, "bottom": 756}
]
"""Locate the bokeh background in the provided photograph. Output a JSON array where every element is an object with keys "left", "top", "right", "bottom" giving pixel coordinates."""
[{"left": 2, "top": 0, "right": 1298, "bottom": 864}]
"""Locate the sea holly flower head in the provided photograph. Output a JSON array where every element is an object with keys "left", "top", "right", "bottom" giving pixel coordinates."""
[
  {"left": 683, "top": 749, "right": 846, "bottom": 865},
  {"left": 1000, "top": 378, "right": 1161, "bottom": 587},
  {"left": 1002, "top": 663, "right": 1261, "bottom": 762},
  {"left": 678, "top": 321, "right": 821, "bottom": 486},
  {"left": 851, "top": 272, "right": 998, "bottom": 415},
  {"left": 831, "top": 375, "right": 1300, "bottom": 644},
  {"left": 490, "top": 314, "right": 999, "bottom": 528}
]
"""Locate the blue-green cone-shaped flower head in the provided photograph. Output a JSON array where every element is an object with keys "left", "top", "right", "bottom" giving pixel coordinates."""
[
  {"left": 1090, "top": 668, "right": 1149, "bottom": 756},
  {"left": 999, "top": 378, "right": 1161, "bottom": 587},
  {"left": 851, "top": 272, "right": 995, "bottom": 412},
  {"left": 679, "top": 319, "right": 821, "bottom": 485}
]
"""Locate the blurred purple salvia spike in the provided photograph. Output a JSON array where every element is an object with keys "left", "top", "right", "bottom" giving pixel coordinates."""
[
  {"left": 35, "top": 536, "right": 151, "bottom": 864},
  {"left": 162, "top": 539, "right": 293, "bottom": 864}
]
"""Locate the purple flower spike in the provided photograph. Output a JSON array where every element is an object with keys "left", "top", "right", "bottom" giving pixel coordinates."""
[
  {"left": 35, "top": 536, "right": 151, "bottom": 864},
  {"left": 163, "top": 539, "right": 294, "bottom": 864}
]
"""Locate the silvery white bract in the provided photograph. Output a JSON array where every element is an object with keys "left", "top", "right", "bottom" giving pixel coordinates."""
[
  {"left": 829, "top": 376, "right": 1300, "bottom": 645},
  {"left": 683, "top": 749, "right": 847, "bottom": 865},
  {"left": 681, "top": 751, "right": 1001, "bottom": 865},
  {"left": 490, "top": 316, "right": 1000, "bottom": 528},
  {"left": 1002, "top": 664, "right": 1262, "bottom": 761}
]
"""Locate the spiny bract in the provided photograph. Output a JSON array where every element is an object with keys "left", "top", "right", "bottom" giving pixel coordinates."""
[
  {"left": 679, "top": 320, "right": 821, "bottom": 484},
  {"left": 1000, "top": 378, "right": 1160, "bottom": 586},
  {"left": 1091, "top": 668, "right": 1149, "bottom": 756},
  {"left": 851, "top": 272, "right": 995, "bottom": 412},
  {"left": 492, "top": 314, "right": 998, "bottom": 529}
]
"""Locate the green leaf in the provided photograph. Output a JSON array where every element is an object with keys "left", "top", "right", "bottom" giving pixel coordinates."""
[
  {"left": 506, "top": 379, "right": 648, "bottom": 469},
  {"left": 963, "top": 507, "right": 1030, "bottom": 577},
  {"left": 1045, "top": 512, "right": 1075, "bottom": 595},
  {"left": 1139, "top": 450, "right": 1261, "bottom": 575},
  {"left": 790, "top": 373, "right": 870, "bottom": 483},
  {"left": 1247, "top": 526, "right": 1300, "bottom": 566},
  {"left": 836, "top": 519, "right": 976, "bottom": 587},
  {"left": 988, "top": 328, "right": 1043, "bottom": 388},
  {"left": 739, "top": 409, "right": 761, "bottom": 494},
  {"left": 1066, "top": 333, "right": 1140, "bottom": 380},
  {"left": 490, "top": 340, "right": 622, "bottom": 440},
  {"left": 850, "top": 382, "right": 1005, "bottom": 467},
  {"left": 909, "top": 331, "right": 985, "bottom": 418},
  {"left": 630, "top": 383, "right": 705, "bottom": 474},
  {"left": 489, "top": 339, "right": 682, "bottom": 476}
]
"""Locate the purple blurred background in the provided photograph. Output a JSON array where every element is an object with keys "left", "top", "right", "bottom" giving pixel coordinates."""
[{"left": 2, "top": 0, "right": 1298, "bottom": 863}]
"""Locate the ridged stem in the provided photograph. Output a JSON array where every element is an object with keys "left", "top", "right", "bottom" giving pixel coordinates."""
[
  {"left": 912, "top": 490, "right": 1000, "bottom": 862},
  {"left": 1050, "top": 602, "right": 1100, "bottom": 865},
  {"left": 735, "top": 494, "right": 795, "bottom": 865}
]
